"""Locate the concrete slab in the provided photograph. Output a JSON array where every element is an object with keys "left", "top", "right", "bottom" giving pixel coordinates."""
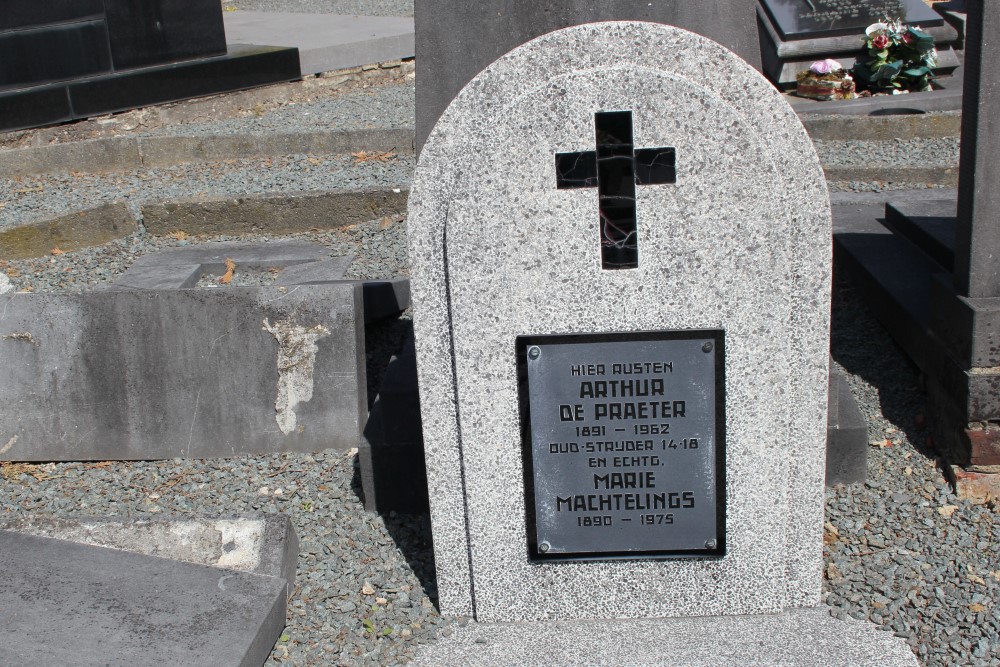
[
  {"left": 224, "top": 11, "right": 414, "bottom": 75},
  {"left": 0, "top": 514, "right": 298, "bottom": 598},
  {"left": 0, "top": 284, "right": 367, "bottom": 461},
  {"left": 407, "top": 608, "right": 918, "bottom": 666},
  {"left": 0, "top": 530, "right": 286, "bottom": 667}
]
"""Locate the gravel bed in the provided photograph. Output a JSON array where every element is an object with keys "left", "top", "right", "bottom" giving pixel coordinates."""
[
  {"left": 0, "top": 450, "right": 460, "bottom": 666},
  {"left": 828, "top": 273, "right": 1000, "bottom": 667},
  {"left": 227, "top": 0, "right": 413, "bottom": 17},
  {"left": 0, "top": 153, "right": 413, "bottom": 230},
  {"left": 146, "top": 82, "right": 414, "bottom": 138}
]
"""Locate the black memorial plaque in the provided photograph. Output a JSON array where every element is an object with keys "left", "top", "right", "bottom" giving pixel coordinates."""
[
  {"left": 518, "top": 331, "right": 725, "bottom": 561},
  {"left": 761, "top": 0, "right": 943, "bottom": 41}
]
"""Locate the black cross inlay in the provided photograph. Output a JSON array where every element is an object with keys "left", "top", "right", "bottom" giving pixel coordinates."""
[{"left": 555, "top": 110, "right": 676, "bottom": 270}]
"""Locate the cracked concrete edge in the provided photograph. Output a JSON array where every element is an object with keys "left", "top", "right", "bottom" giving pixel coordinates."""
[
  {"left": 0, "top": 128, "right": 415, "bottom": 178},
  {"left": 0, "top": 514, "right": 299, "bottom": 599},
  {"left": 0, "top": 187, "right": 409, "bottom": 259}
]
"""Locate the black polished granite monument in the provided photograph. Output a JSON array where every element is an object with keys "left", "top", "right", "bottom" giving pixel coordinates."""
[
  {"left": 761, "top": 0, "right": 943, "bottom": 40},
  {"left": 0, "top": 0, "right": 300, "bottom": 133},
  {"left": 757, "top": 0, "right": 959, "bottom": 87}
]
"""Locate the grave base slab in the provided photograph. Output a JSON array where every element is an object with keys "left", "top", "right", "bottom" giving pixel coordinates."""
[{"left": 407, "top": 608, "right": 918, "bottom": 666}]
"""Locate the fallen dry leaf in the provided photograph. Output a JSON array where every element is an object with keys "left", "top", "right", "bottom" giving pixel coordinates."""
[
  {"left": 938, "top": 505, "right": 959, "bottom": 518},
  {"left": 0, "top": 461, "right": 57, "bottom": 482},
  {"left": 219, "top": 258, "right": 236, "bottom": 285},
  {"left": 969, "top": 603, "right": 987, "bottom": 613},
  {"left": 50, "top": 248, "right": 65, "bottom": 255},
  {"left": 306, "top": 157, "right": 323, "bottom": 166},
  {"left": 12, "top": 185, "right": 43, "bottom": 194},
  {"left": 361, "top": 581, "right": 376, "bottom": 596},
  {"left": 170, "top": 230, "right": 188, "bottom": 241},
  {"left": 351, "top": 150, "right": 396, "bottom": 164}
]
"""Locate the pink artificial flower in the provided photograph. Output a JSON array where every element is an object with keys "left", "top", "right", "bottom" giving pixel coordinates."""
[
  {"left": 872, "top": 34, "right": 890, "bottom": 49},
  {"left": 810, "top": 59, "right": 843, "bottom": 75},
  {"left": 902, "top": 31, "right": 915, "bottom": 44}
]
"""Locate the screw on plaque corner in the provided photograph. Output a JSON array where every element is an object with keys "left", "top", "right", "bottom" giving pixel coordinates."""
[
  {"left": 528, "top": 346, "right": 541, "bottom": 360},
  {"left": 702, "top": 342, "right": 714, "bottom": 353},
  {"left": 704, "top": 539, "right": 717, "bottom": 549},
  {"left": 538, "top": 541, "right": 551, "bottom": 553}
]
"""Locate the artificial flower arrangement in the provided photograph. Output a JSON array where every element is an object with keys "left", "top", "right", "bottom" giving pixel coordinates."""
[
  {"left": 795, "top": 59, "right": 856, "bottom": 101},
  {"left": 851, "top": 18, "right": 937, "bottom": 93}
]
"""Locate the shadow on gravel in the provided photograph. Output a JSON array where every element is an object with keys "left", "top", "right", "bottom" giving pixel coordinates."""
[
  {"left": 830, "top": 264, "right": 936, "bottom": 460},
  {"left": 349, "top": 455, "right": 440, "bottom": 605}
]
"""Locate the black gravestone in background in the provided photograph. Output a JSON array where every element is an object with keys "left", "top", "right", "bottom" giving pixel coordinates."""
[
  {"left": 104, "top": 0, "right": 227, "bottom": 70},
  {"left": 0, "top": 21, "right": 112, "bottom": 90},
  {"left": 414, "top": 0, "right": 761, "bottom": 152},
  {"left": 0, "top": 0, "right": 299, "bottom": 133},
  {"left": 761, "top": 0, "right": 944, "bottom": 40},
  {"left": 0, "top": 0, "right": 104, "bottom": 31}
]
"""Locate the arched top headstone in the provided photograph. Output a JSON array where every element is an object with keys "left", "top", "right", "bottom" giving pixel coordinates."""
[{"left": 408, "top": 22, "right": 832, "bottom": 622}]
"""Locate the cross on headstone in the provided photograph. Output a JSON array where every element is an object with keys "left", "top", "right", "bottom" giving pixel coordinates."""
[{"left": 555, "top": 110, "right": 676, "bottom": 269}]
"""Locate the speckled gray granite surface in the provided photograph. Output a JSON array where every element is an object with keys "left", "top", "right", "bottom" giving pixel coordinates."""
[
  {"left": 407, "top": 609, "right": 919, "bottom": 666},
  {"left": 408, "top": 22, "right": 831, "bottom": 621}
]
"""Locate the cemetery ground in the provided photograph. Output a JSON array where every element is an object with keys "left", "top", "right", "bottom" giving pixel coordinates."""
[{"left": 0, "top": 75, "right": 995, "bottom": 666}]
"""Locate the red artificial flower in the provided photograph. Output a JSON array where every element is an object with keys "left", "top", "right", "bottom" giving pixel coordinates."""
[{"left": 872, "top": 34, "right": 890, "bottom": 49}]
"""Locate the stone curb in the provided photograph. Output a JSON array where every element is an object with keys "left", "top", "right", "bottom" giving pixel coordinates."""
[
  {"left": 0, "top": 201, "right": 137, "bottom": 259},
  {"left": 823, "top": 164, "right": 959, "bottom": 186},
  {"left": 141, "top": 187, "right": 410, "bottom": 236},
  {"left": 0, "top": 188, "right": 409, "bottom": 259},
  {"left": 801, "top": 112, "right": 962, "bottom": 141},
  {"left": 0, "top": 128, "right": 415, "bottom": 178}
]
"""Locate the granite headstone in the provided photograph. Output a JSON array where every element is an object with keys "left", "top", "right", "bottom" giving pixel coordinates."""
[
  {"left": 407, "top": 22, "right": 918, "bottom": 663},
  {"left": 410, "top": 19, "right": 832, "bottom": 617}
]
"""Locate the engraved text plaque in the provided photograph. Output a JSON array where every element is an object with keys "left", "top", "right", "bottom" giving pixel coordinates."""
[{"left": 518, "top": 331, "right": 725, "bottom": 561}]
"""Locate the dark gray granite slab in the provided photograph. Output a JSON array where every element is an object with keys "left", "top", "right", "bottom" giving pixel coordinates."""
[{"left": 0, "top": 530, "right": 286, "bottom": 667}]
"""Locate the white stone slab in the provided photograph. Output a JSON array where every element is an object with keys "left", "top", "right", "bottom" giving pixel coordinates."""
[
  {"left": 407, "top": 609, "right": 919, "bottom": 666},
  {"left": 408, "top": 22, "right": 832, "bottom": 622}
]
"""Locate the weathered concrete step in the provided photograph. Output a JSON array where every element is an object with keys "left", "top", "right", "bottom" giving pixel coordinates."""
[
  {"left": 822, "top": 164, "right": 958, "bottom": 186},
  {"left": 801, "top": 111, "right": 962, "bottom": 141},
  {"left": 0, "top": 187, "right": 409, "bottom": 260},
  {"left": 0, "top": 127, "right": 415, "bottom": 178},
  {"left": 0, "top": 529, "right": 288, "bottom": 667}
]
